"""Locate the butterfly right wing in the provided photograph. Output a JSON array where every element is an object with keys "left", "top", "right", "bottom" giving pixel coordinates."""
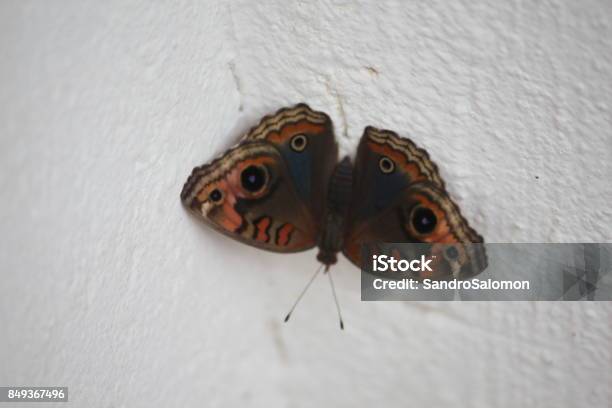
[{"left": 342, "top": 127, "right": 486, "bottom": 279}]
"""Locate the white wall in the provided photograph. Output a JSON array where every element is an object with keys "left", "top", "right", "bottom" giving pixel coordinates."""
[{"left": 1, "top": 1, "right": 611, "bottom": 407}]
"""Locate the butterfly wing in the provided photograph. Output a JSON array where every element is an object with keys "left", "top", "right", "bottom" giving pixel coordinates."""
[
  {"left": 181, "top": 141, "right": 316, "bottom": 252},
  {"left": 343, "top": 127, "right": 486, "bottom": 279},
  {"left": 181, "top": 104, "right": 338, "bottom": 252},
  {"left": 243, "top": 103, "right": 338, "bottom": 221}
]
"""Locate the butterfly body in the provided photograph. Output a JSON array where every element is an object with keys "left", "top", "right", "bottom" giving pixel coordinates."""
[
  {"left": 182, "top": 104, "right": 486, "bottom": 279},
  {"left": 316, "top": 157, "right": 353, "bottom": 266}
]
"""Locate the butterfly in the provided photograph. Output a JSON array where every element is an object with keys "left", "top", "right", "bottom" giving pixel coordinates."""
[{"left": 181, "top": 103, "right": 486, "bottom": 283}]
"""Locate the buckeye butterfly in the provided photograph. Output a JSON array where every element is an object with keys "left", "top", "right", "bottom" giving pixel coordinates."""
[{"left": 181, "top": 104, "right": 486, "bottom": 325}]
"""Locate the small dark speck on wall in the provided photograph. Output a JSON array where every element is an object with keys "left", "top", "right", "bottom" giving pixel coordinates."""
[{"left": 365, "top": 66, "right": 379, "bottom": 76}]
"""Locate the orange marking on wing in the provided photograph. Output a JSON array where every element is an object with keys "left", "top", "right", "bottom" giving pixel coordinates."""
[
  {"left": 419, "top": 220, "right": 453, "bottom": 243},
  {"left": 218, "top": 198, "right": 243, "bottom": 231},
  {"left": 266, "top": 121, "right": 326, "bottom": 144},
  {"left": 367, "top": 142, "right": 429, "bottom": 183},
  {"left": 277, "top": 223, "right": 295, "bottom": 246},
  {"left": 240, "top": 156, "right": 276, "bottom": 167},
  {"left": 255, "top": 217, "right": 271, "bottom": 242},
  {"left": 436, "top": 231, "right": 460, "bottom": 244},
  {"left": 196, "top": 190, "right": 208, "bottom": 202}
]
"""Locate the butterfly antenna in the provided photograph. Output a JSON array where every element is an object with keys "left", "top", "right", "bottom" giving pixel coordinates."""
[
  {"left": 325, "top": 266, "right": 345, "bottom": 330},
  {"left": 284, "top": 263, "right": 324, "bottom": 324}
]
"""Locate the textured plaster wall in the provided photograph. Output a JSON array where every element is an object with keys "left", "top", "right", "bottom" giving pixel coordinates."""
[{"left": 1, "top": 1, "right": 611, "bottom": 407}]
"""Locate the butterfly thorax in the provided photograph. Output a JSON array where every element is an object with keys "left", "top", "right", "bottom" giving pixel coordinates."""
[{"left": 317, "top": 157, "right": 353, "bottom": 266}]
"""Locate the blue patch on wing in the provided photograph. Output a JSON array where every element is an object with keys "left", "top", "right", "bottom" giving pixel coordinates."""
[
  {"left": 280, "top": 147, "right": 312, "bottom": 203},
  {"left": 357, "top": 160, "right": 408, "bottom": 218}
]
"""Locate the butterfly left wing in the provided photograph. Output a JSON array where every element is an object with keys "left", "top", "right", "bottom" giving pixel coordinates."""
[
  {"left": 343, "top": 127, "right": 487, "bottom": 279},
  {"left": 181, "top": 141, "right": 318, "bottom": 252}
]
